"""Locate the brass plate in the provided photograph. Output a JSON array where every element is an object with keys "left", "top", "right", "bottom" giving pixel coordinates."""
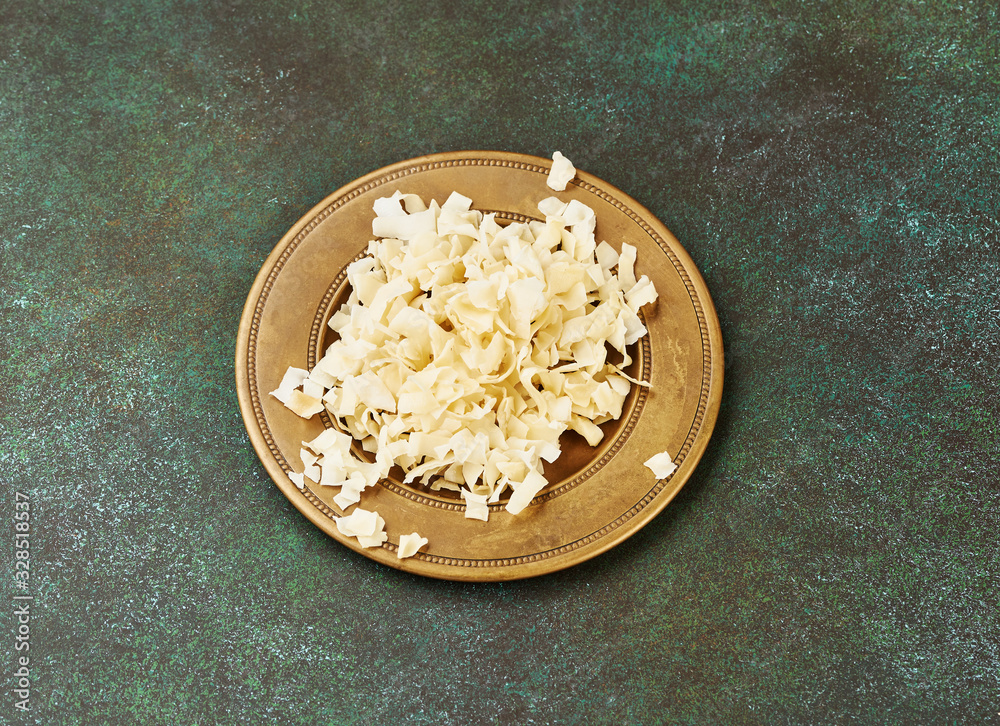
[{"left": 235, "top": 150, "right": 723, "bottom": 581}]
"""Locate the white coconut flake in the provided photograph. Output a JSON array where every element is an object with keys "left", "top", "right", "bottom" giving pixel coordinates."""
[
  {"left": 335, "top": 508, "right": 379, "bottom": 538},
  {"left": 643, "top": 450, "right": 678, "bottom": 479},
  {"left": 269, "top": 367, "right": 309, "bottom": 404},
  {"left": 538, "top": 196, "right": 568, "bottom": 217},
  {"left": 355, "top": 514, "right": 388, "bottom": 548},
  {"left": 332, "top": 473, "right": 368, "bottom": 509},
  {"left": 285, "top": 390, "right": 325, "bottom": 418},
  {"left": 462, "top": 489, "right": 490, "bottom": 521},
  {"left": 397, "top": 532, "right": 429, "bottom": 559},
  {"left": 547, "top": 151, "right": 576, "bottom": 191},
  {"left": 505, "top": 469, "right": 548, "bottom": 515},
  {"left": 441, "top": 190, "right": 473, "bottom": 212},
  {"left": 372, "top": 206, "right": 438, "bottom": 240}
]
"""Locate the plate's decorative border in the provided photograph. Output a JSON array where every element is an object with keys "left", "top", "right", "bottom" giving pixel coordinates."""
[{"left": 243, "top": 155, "right": 715, "bottom": 570}]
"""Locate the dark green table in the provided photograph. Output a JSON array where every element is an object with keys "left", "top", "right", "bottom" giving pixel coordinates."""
[{"left": 3, "top": 1, "right": 997, "bottom": 723}]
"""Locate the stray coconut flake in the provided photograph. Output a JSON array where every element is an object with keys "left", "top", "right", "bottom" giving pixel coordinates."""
[
  {"left": 643, "top": 450, "right": 678, "bottom": 479},
  {"left": 284, "top": 390, "right": 324, "bottom": 418},
  {"left": 335, "top": 508, "right": 378, "bottom": 537},
  {"left": 462, "top": 489, "right": 490, "bottom": 522},
  {"left": 335, "top": 508, "right": 388, "bottom": 548},
  {"left": 397, "top": 532, "right": 429, "bottom": 559},
  {"left": 547, "top": 151, "right": 576, "bottom": 191},
  {"left": 269, "top": 367, "right": 309, "bottom": 404},
  {"left": 356, "top": 515, "right": 388, "bottom": 548}
]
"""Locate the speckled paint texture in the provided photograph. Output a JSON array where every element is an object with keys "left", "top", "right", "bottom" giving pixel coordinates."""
[{"left": 1, "top": 1, "right": 998, "bottom": 723}]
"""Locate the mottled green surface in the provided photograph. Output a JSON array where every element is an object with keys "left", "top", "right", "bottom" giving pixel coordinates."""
[{"left": 2, "top": 0, "right": 998, "bottom": 723}]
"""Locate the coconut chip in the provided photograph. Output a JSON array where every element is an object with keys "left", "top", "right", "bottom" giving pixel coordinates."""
[
  {"left": 643, "top": 450, "right": 678, "bottom": 479},
  {"left": 397, "top": 532, "right": 429, "bottom": 559},
  {"left": 547, "top": 151, "right": 576, "bottom": 191}
]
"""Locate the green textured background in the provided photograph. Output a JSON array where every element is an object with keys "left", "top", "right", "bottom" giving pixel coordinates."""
[{"left": 2, "top": 1, "right": 998, "bottom": 724}]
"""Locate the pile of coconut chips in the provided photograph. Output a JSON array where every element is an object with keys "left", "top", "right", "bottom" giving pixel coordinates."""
[{"left": 271, "top": 153, "right": 670, "bottom": 557}]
